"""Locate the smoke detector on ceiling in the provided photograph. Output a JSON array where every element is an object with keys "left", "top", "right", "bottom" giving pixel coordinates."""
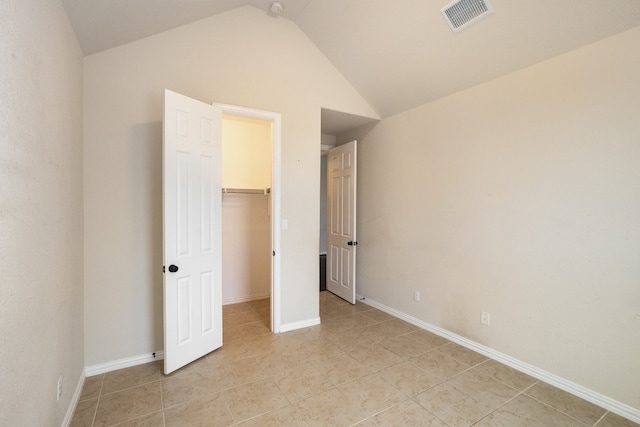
[
  {"left": 441, "top": 0, "right": 493, "bottom": 33},
  {"left": 270, "top": 2, "right": 284, "bottom": 15}
]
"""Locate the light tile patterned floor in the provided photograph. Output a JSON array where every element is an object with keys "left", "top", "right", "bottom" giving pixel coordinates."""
[{"left": 71, "top": 292, "right": 638, "bottom": 426}]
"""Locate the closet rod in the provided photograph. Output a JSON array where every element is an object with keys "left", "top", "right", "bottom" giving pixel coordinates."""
[{"left": 221, "top": 187, "right": 270, "bottom": 195}]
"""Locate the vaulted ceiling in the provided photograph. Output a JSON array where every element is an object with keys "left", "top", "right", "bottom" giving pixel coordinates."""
[{"left": 62, "top": 0, "right": 640, "bottom": 130}]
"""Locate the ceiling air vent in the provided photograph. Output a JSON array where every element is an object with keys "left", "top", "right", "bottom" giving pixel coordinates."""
[{"left": 441, "top": 0, "right": 493, "bottom": 33}]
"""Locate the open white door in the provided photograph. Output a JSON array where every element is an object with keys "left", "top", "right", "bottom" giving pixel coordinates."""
[
  {"left": 326, "top": 140, "right": 357, "bottom": 304},
  {"left": 163, "top": 89, "right": 222, "bottom": 374}
]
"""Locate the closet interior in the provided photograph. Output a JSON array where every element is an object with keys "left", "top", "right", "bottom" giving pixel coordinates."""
[{"left": 221, "top": 114, "right": 272, "bottom": 305}]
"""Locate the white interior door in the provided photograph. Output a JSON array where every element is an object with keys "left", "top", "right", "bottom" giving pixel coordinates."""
[
  {"left": 326, "top": 140, "right": 357, "bottom": 304},
  {"left": 163, "top": 89, "right": 222, "bottom": 374}
]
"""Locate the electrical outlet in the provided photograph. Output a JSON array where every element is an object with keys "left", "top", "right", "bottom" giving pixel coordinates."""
[
  {"left": 57, "top": 376, "right": 62, "bottom": 401},
  {"left": 481, "top": 311, "right": 491, "bottom": 326},
  {"left": 413, "top": 291, "right": 420, "bottom": 301}
]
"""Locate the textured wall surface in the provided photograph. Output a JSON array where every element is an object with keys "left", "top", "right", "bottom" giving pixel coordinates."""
[
  {"left": 351, "top": 27, "right": 640, "bottom": 410},
  {"left": 0, "top": 0, "right": 84, "bottom": 424}
]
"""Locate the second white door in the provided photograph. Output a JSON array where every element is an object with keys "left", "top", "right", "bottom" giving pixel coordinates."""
[{"left": 326, "top": 140, "right": 357, "bottom": 304}]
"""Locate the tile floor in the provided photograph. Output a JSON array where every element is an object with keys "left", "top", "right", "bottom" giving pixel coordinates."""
[{"left": 71, "top": 292, "right": 638, "bottom": 426}]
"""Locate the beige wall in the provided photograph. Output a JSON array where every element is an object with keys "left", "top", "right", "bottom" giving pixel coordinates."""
[
  {"left": 222, "top": 194, "right": 271, "bottom": 303},
  {"left": 222, "top": 115, "right": 271, "bottom": 190},
  {"left": 349, "top": 27, "right": 640, "bottom": 409},
  {"left": 0, "top": 0, "right": 84, "bottom": 424},
  {"left": 83, "top": 6, "right": 378, "bottom": 365}
]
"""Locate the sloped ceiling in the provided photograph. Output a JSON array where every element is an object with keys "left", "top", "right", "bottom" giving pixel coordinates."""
[{"left": 62, "top": 0, "right": 640, "bottom": 127}]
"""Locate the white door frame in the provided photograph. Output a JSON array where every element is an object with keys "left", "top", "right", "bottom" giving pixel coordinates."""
[{"left": 215, "top": 103, "right": 282, "bottom": 333}]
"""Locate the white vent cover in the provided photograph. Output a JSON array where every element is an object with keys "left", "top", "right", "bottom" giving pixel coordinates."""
[{"left": 441, "top": 0, "right": 493, "bottom": 33}]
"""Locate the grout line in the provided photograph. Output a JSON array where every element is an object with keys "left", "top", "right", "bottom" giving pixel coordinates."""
[
  {"left": 522, "top": 390, "right": 595, "bottom": 426},
  {"left": 476, "top": 385, "right": 533, "bottom": 425},
  {"left": 89, "top": 375, "right": 104, "bottom": 427},
  {"left": 159, "top": 369, "right": 165, "bottom": 427},
  {"left": 349, "top": 397, "right": 412, "bottom": 426},
  {"left": 90, "top": 397, "right": 99, "bottom": 427},
  {"left": 592, "top": 411, "right": 608, "bottom": 426},
  {"left": 408, "top": 391, "right": 454, "bottom": 426},
  {"left": 99, "top": 377, "right": 164, "bottom": 398}
]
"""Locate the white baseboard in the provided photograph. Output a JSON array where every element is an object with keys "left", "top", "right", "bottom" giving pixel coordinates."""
[
  {"left": 85, "top": 351, "right": 164, "bottom": 377},
  {"left": 357, "top": 294, "right": 640, "bottom": 424},
  {"left": 61, "top": 370, "right": 85, "bottom": 427},
  {"left": 223, "top": 293, "right": 270, "bottom": 305},
  {"left": 279, "top": 317, "right": 321, "bottom": 333}
]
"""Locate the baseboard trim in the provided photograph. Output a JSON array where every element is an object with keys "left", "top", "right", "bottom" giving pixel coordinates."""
[
  {"left": 357, "top": 294, "right": 640, "bottom": 424},
  {"left": 85, "top": 351, "right": 164, "bottom": 377},
  {"left": 279, "top": 317, "right": 321, "bottom": 333},
  {"left": 222, "top": 293, "right": 270, "bottom": 305},
  {"left": 61, "top": 370, "right": 85, "bottom": 427}
]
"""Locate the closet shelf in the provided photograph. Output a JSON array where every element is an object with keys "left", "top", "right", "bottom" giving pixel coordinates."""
[{"left": 221, "top": 187, "right": 271, "bottom": 195}]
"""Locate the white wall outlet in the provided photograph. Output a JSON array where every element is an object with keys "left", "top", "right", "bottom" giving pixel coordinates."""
[
  {"left": 413, "top": 291, "right": 420, "bottom": 301},
  {"left": 56, "top": 375, "right": 62, "bottom": 401},
  {"left": 481, "top": 311, "right": 491, "bottom": 326}
]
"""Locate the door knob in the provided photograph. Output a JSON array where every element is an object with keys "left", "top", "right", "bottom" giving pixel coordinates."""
[
  {"left": 168, "top": 264, "right": 179, "bottom": 273},
  {"left": 347, "top": 241, "right": 358, "bottom": 246}
]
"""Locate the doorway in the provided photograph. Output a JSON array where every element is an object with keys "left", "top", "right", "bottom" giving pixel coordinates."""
[
  {"left": 320, "top": 134, "right": 336, "bottom": 295},
  {"left": 319, "top": 151, "right": 328, "bottom": 292},
  {"left": 323, "top": 141, "right": 358, "bottom": 304},
  {"left": 319, "top": 134, "right": 358, "bottom": 304},
  {"left": 221, "top": 114, "right": 272, "bottom": 305},
  {"left": 217, "top": 103, "right": 282, "bottom": 333},
  {"left": 163, "top": 91, "right": 281, "bottom": 374}
]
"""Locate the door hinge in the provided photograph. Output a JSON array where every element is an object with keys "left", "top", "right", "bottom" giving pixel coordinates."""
[{"left": 162, "top": 265, "right": 165, "bottom": 273}]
